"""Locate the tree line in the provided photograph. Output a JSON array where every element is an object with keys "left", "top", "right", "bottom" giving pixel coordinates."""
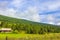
[{"left": 0, "top": 21, "right": 60, "bottom": 34}]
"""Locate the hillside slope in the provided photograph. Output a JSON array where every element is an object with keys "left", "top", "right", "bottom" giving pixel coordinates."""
[
  {"left": 0, "top": 15, "right": 58, "bottom": 26},
  {"left": 0, "top": 15, "right": 60, "bottom": 34}
]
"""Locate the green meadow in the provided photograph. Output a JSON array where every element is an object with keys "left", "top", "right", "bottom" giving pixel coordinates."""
[{"left": 0, "top": 33, "right": 60, "bottom": 40}]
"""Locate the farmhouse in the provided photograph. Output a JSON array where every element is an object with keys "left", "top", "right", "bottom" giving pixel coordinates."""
[{"left": 0, "top": 28, "right": 12, "bottom": 32}]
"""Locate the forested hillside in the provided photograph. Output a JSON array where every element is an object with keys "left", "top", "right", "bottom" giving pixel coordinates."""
[{"left": 0, "top": 15, "right": 60, "bottom": 34}]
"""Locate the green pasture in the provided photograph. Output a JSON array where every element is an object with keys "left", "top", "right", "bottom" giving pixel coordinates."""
[{"left": 0, "top": 33, "right": 60, "bottom": 40}]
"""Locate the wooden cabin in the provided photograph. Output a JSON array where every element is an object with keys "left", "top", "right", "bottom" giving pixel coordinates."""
[{"left": 0, "top": 28, "right": 12, "bottom": 32}]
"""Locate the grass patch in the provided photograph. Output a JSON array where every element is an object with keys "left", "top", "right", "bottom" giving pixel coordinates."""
[{"left": 0, "top": 33, "right": 60, "bottom": 40}]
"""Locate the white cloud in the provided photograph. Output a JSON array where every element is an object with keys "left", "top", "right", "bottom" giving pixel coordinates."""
[
  {"left": 49, "top": 22, "right": 55, "bottom": 24},
  {"left": 39, "top": 14, "right": 55, "bottom": 24},
  {"left": 0, "top": 0, "right": 17, "bottom": 18},
  {"left": 38, "top": 0, "right": 60, "bottom": 25},
  {"left": 47, "top": 15, "right": 55, "bottom": 21},
  {"left": 39, "top": 0, "right": 60, "bottom": 13},
  {"left": 57, "top": 23, "right": 60, "bottom": 25},
  {"left": 0, "top": 1, "right": 9, "bottom": 10},
  {"left": 0, "top": 8, "right": 16, "bottom": 17},
  {"left": 11, "top": 0, "right": 24, "bottom": 8},
  {"left": 16, "top": 6, "right": 40, "bottom": 22},
  {"left": 32, "top": 14, "right": 40, "bottom": 22}
]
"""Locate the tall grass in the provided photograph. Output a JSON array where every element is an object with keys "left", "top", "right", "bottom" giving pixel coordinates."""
[{"left": 0, "top": 33, "right": 60, "bottom": 40}]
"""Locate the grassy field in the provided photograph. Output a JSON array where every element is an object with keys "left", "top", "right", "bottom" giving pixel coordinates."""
[{"left": 0, "top": 33, "right": 60, "bottom": 40}]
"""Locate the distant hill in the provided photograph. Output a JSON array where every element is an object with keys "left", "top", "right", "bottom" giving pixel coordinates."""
[{"left": 0, "top": 15, "right": 60, "bottom": 34}]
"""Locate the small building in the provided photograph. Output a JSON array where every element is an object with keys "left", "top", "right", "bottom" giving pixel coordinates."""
[{"left": 0, "top": 28, "right": 12, "bottom": 33}]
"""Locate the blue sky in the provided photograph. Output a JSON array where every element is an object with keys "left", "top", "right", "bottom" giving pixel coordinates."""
[{"left": 0, "top": 0, "right": 60, "bottom": 25}]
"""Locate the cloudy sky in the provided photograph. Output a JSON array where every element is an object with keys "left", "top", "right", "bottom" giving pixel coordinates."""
[{"left": 0, "top": 0, "right": 60, "bottom": 25}]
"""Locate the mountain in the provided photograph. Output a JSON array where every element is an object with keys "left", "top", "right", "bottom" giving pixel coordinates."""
[
  {"left": 0, "top": 15, "right": 60, "bottom": 34},
  {"left": 0, "top": 15, "right": 53, "bottom": 25}
]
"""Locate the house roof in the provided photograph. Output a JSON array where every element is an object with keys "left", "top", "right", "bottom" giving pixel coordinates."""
[{"left": 0, "top": 28, "right": 11, "bottom": 30}]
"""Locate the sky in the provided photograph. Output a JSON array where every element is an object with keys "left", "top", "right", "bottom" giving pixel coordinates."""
[{"left": 0, "top": 0, "right": 60, "bottom": 25}]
